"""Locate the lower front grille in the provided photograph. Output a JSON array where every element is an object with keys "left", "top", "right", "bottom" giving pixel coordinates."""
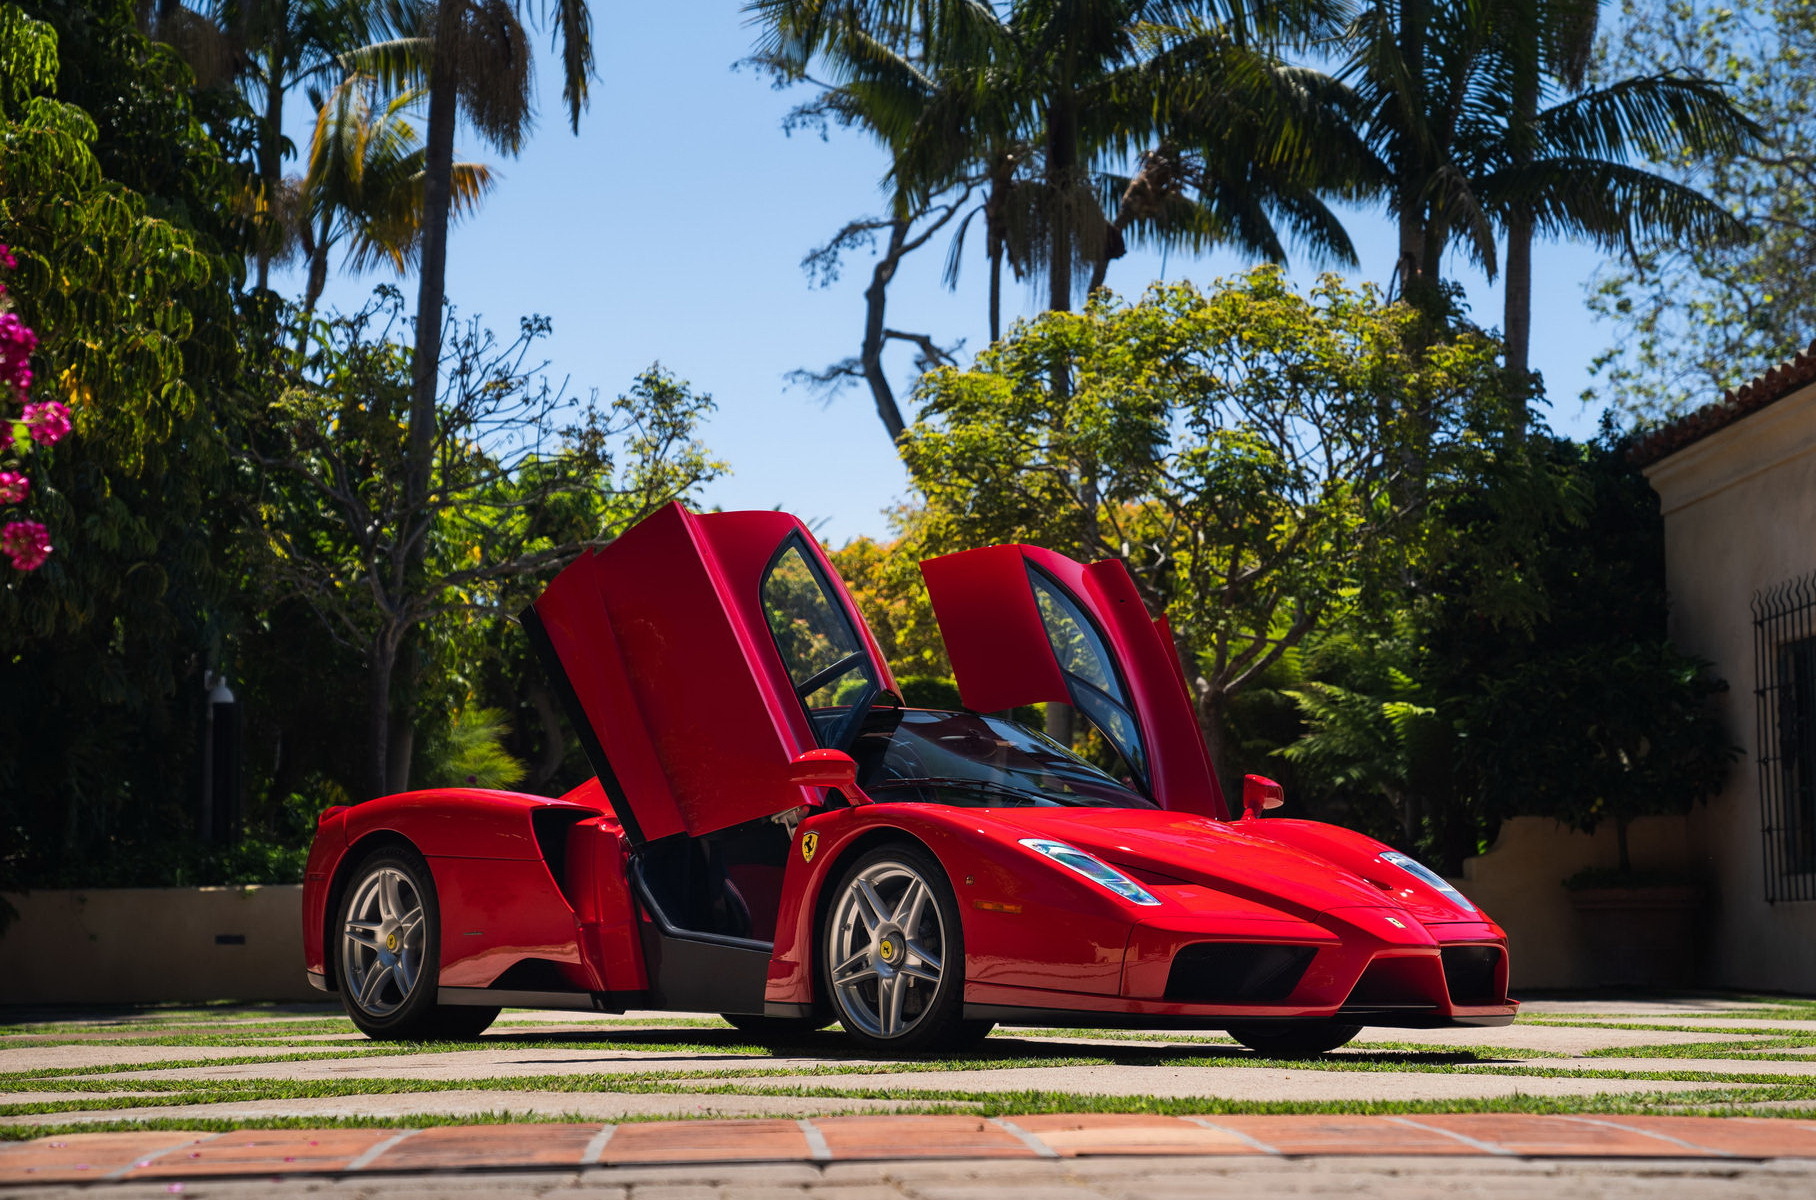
[
  {"left": 1164, "top": 942, "right": 1315, "bottom": 1004},
  {"left": 1441, "top": 945, "right": 1503, "bottom": 1005}
]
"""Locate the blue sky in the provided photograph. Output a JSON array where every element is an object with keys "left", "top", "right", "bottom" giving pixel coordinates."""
[{"left": 284, "top": 2, "right": 1630, "bottom": 545}]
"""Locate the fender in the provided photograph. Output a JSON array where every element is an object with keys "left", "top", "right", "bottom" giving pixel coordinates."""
[
  {"left": 312, "top": 784, "right": 612, "bottom": 993},
  {"left": 1239, "top": 818, "right": 1494, "bottom": 928},
  {"left": 765, "top": 802, "right": 1164, "bottom": 1009}
]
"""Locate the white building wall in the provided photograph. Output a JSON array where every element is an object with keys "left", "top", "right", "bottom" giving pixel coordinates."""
[{"left": 1645, "top": 379, "right": 1816, "bottom": 992}]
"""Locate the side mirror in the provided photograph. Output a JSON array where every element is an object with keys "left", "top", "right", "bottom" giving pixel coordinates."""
[
  {"left": 787, "top": 748, "right": 860, "bottom": 799},
  {"left": 1241, "top": 774, "right": 1285, "bottom": 820}
]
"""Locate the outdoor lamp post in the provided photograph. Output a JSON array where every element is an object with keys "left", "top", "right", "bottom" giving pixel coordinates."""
[{"left": 201, "top": 672, "right": 242, "bottom": 845}]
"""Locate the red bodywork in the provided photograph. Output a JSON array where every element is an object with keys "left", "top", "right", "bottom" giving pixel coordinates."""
[{"left": 302, "top": 503, "right": 1516, "bottom": 1030}]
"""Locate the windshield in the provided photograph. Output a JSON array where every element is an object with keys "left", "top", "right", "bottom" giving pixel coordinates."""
[{"left": 850, "top": 708, "right": 1157, "bottom": 809}]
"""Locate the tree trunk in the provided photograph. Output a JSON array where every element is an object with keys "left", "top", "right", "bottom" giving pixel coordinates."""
[
  {"left": 386, "top": 638, "right": 421, "bottom": 794},
  {"left": 1046, "top": 92, "right": 1077, "bottom": 315},
  {"left": 255, "top": 43, "right": 288, "bottom": 294},
  {"left": 860, "top": 219, "right": 910, "bottom": 443},
  {"left": 1196, "top": 686, "right": 1239, "bottom": 817},
  {"left": 302, "top": 235, "right": 329, "bottom": 326},
  {"left": 988, "top": 236, "right": 1003, "bottom": 344},
  {"left": 1504, "top": 59, "right": 1541, "bottom": 432},
  {"left": 527, "top": 680, "right": 566, "bottom": 788},
  {"left": 1393, "top": 0, "right": 1432, "bottom": 312},
  {"left": 394, "top": 8, "right": 462, "bottom": 796},
  {"left": 366, "top": 636, "right": 394, "bottom": 800},
  {"left": 1504, "top": 213, "right": 1534, "bottom": 389}
]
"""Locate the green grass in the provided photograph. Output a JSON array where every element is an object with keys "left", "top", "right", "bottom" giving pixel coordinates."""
[
  {"left": 10, "top": 1000, "right": 1816, "bottom": 1140},
  {"left": 10, "top": 1083, "right": 1816, "bottom": 1144}
]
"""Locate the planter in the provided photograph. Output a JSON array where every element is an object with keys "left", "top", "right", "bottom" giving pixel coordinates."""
[
  {"left": 0, "top": 886, "right": 310, "bottom": 1005},
  {"left": 1568, "top": 884, "right": 1705, "bottom": 988}
]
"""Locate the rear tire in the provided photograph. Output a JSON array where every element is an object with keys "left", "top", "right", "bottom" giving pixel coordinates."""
[
  {"left": 1226, "top": 1020, "right": 1362, "bottom": 1057},
  {"left": 819, "top": 844, "right": 987, "bottom": 1054},
  {"left": 333, "top": 845, "right": 499, "bottom": 1041}
]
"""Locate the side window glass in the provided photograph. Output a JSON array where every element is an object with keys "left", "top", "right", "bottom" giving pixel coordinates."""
[
  {"left": 762, "top": 541, "right": 878, "bottom": 743},
  {"left": 1028, "top": 568, "right": 1149, "bottom": 783},
  {"left": 1030, "top": 573, "right": 1127, "bottom": 703}
]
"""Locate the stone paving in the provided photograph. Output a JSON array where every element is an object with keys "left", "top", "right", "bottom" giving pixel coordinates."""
[{"left": 4, "top": 994, "right": 1816, "bottom": 1195}]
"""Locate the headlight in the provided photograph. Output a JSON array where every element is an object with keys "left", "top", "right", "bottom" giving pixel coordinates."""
[
  {"left": 1018, "top": 838, "right": 1161, "bottom": 906},
  {"left": 1380, "top": 850, "right": 1477, "bottom": 913}
]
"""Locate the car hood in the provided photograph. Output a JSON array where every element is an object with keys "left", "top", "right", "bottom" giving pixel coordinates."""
[{"left": 974, "top": 806, "right": 1465, "bottom": 923}]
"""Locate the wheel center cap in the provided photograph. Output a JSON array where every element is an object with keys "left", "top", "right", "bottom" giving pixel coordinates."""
[
  {"left": 878, "top": 935, "right": 900, "bottom": 965},
  {"left": 385, "top": 932, "right": 398, "bottom": 952}
]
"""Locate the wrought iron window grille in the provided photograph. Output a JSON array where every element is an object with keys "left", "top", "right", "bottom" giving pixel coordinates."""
[{"left": 1753, "top": 570, "right": 1816, "bottom": 902}]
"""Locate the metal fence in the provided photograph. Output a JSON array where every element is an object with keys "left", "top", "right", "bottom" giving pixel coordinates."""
[{"left": 1753, "top": 571, "right": 1816, "bottom": 902}]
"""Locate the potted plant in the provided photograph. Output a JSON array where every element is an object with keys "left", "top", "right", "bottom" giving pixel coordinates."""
[{"left": 1481, "top": 641, "right": 1734, "bottom": 987}]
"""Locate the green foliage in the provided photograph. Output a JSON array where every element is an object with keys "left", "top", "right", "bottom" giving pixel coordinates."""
[
  {"left": 1588, "top": 0, "right": 1816, "bottom": 421},
  {"left": 902, "top": 266, "right": 1523, "bottom": 776},
  {"left": 245, "top": 288, "right": 724, "bottom": 798},
  {"left": 1274, "top": 437, "right": 1734, "bottom": 870},
  {"left": 0, "top": 0, "right": 254, "bottom": 892},
  {"left": 415, "top": 706, "right": 528, "bottom": 791},
  {"left": 827, "top": 524, "right": 952, "bottom": 681}
]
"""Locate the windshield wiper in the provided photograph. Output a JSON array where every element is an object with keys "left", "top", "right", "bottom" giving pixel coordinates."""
[{"left": 868, "top": 776, "right": 1052, "bottom": 805}]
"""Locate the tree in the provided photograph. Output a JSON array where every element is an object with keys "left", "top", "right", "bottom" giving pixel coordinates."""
[
  {"left": 1344, "top": 0, "right": 1752, "bottom": 361},
  {"left": 1588, "top": 0, "right": 1816, "bottom": 422},
  {"left": 201, "top": 0, "right": 374, "bottom": 291},
  {"left": 295, "top": 72, "right": 493, "bottom": 322},
  {"left": 341, "top": 0, "right": 594, "bottom": 791},
  {"left": 1277, "top": 435, "right": 1732, "bottom": 872},
  {"left": 1, "top": 0, "right": 254, "bottom": 892},
  {"left": 754, "top": 0, "right": 1372, "bottom": 444},
  {"left": 247, "top": 288, "right": 722, "bottom": 797},
  {"left": 901, "top": 266, "right": 1522, "bottom": 781}
]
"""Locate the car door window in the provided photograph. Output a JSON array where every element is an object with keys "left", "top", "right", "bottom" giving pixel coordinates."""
[
  {"left": 1028, "top": 567, "right": 1150, "bottom": 785},
  {"left": 762, "top": 539, "right": 879, "bottom": 745}
]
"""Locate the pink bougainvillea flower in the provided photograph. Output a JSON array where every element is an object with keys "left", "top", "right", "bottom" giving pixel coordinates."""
[
  {"left": 0, "top": 244, "right": 15, "bottom": 269},
  {"left": 0, "top": 312, "right": 35, "bottom": 390},
  {"left": 22, "top": 400, "right": 70, "bottom": 446},
  {"left": 2, "top": 519, "right": 52, "bottom": 571},
  {"left": 0, "top": 471, "right": 28, "bottom": 505}
]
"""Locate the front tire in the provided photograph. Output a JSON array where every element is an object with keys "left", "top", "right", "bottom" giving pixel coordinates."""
[
  {"left": 819, "top": 843, "right": 989, "bottom": 1054},
  {"left": 1226, "top": 1020, "right": 1362, "bottom": 1057},
  {"left": 333, "top": 845, "right": 498, "bottom": 1040}
]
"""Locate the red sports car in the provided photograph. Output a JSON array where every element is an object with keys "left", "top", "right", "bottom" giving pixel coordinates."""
[{"left": 301, "top": 503, "right": 1515, "bottom": 1054}]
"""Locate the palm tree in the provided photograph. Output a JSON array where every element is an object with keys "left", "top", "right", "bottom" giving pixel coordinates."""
[
  {"left": 1345, "top": 0, "right": 1755, "bottom": 337},
  {"left": 348, "top": 0, "right": 594, "bottom": 795},
  {"left": 295, "top": 73, "right": 494, "bottom": 324},
  {"left": 757, "top": 0, "right": 1372, "bottom": 336},
  {"left": 1496, "top": 0, "right": 1599, "bottom": 381},
  {"left": 203, "top": 0, "right": 375, "bottom": 291}
]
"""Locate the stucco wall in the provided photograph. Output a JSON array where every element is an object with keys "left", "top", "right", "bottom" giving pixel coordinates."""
[
  {"left": 1446, "top": 815, "right": 1693, "bottom": 990},
  {"left": 1644, "top": 378, "right": 1816, "bottom": 993},
  {"left": 0, "top": 886, "right": 314, "bottom": 1005}
]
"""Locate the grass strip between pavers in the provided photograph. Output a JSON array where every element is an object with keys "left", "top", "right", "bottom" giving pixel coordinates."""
[
  {"left": 6, "top": 1056, "right": 1816, "bottom": 1122},
  {"left": 8, "top": 1086, "right": 1816, "bottom": 1144}
]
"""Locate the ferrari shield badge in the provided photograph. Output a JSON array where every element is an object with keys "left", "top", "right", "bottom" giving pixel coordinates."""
[{"left": 800, "top": 831, "right": 819, "bottom": 863}]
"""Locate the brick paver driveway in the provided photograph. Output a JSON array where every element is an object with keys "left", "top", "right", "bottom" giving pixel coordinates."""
[{"left": 4, "top": 994, "right": 1816, "bottom": 1195}]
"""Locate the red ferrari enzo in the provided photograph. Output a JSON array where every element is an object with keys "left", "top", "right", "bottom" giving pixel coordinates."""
[{"left": 301, "top": 503, "right": 1516, "bottom": 1054}]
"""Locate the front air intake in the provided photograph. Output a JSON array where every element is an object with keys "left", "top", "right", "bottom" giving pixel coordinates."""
[
  {"left": 1441, "top": 945, "right": 1504, "bottom": 1006},
  {"left": 1164, "top": 943, "right": 1315, "bottom": 1004}
]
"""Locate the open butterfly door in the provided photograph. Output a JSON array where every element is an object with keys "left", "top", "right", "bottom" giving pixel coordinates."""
[
  {"left": 524, "top": 503, "right": 896, "bottom": 844},
  {"left": 919, "top": 544, "right": 1226, "bottom": 819}
]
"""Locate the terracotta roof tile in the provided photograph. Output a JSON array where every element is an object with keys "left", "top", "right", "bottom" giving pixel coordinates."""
[{"left": 1629, "top": 336, "right": 1816, "bottom": 466}]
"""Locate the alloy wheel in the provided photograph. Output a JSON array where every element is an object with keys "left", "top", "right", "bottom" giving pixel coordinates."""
[
  {"left": 340, "top": 865, "right": 428, "bottom": 1018},
  {"left": 826, "top": 857, "right": 948, "bottom": 1039}
]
